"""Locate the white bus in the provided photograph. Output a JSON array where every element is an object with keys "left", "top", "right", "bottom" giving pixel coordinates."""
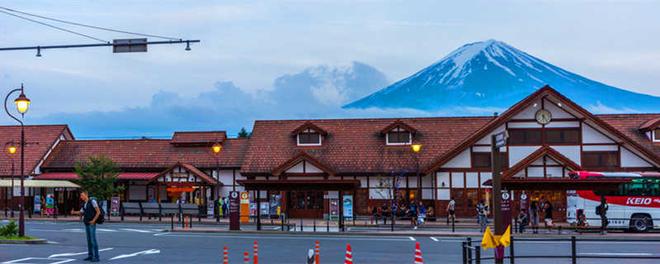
[{"left": 567, "top": 171, "right": 660, "bottom": 232}]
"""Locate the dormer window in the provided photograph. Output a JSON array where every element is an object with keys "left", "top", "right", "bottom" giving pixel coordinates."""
[
  {"left": 297, "top": 128, "right": 322, "bottom": 146},
  {"left": 654, "top": 128, "right": 660, "bottom": 142},
  {"left": 386, "top": 127, "right": 412, "bottom": 145}
]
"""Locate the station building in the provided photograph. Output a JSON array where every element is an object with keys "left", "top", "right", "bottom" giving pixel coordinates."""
[{"left": 1, "top": 86, "right": 658, "bottom": 220}]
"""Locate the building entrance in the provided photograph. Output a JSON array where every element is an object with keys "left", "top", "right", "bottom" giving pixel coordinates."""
[{"left": 287, "top": 191, "right": 324, "bottom": 218}]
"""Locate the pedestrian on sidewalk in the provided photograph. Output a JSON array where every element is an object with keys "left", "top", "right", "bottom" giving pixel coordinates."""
[
  {"left": 446, "top": 197, "right": 456, "bottom": 225},
  {"left": 517, "top": 210, "right": 529, "bottom": 233},
  {"left": 409, "top": 201, "right": 418, "bottom": 229},
  {"left": 80, "top": 191, "right": 101, "bottom": 262},
  {"left": 529, "top": 200, "right": 540, "bottom": 234},
  {"left": 543, "top": 201, "right": 554, "bottom": 233},
  {"left": 476, "top": 200, "right": 489, "bottom": 232},
  {"left": 417, "top": 201, "right": 426, "bottom": 227}
]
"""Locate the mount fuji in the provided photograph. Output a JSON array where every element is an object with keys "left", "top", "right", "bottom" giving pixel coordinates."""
[{"left": 344, "top": 40, "right": 660, "bottom": 113}]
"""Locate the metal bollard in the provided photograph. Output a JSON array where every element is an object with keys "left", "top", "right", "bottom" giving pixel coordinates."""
[
  {"left": 509, "top": 236, "right": 515, "bottom": 264},
  {"left": 571, "top": 236, "right": 577, "bottom": 264},
  {"left": 467, "top": 238, "right": 472, "bottom": 261},
  {"left": 475, "top": 246, "right": 481, "bottom": 264},
  {"left": 558, "top": 225, "right": 562, "bottom": 235},
  {"left": 326, "top": 218, "right": 330, "bottom": 232},
  {"left": 171, "top": 214, "right": 174, "bottom": 230},
  {"left": 301, "top": 218, "right": 304, "bottom": 232},
  {"left": 314, "top": 218, "right": 316, "bottom": 232},
  {"left": 462, "top": 242, "right": 467, "bottom": 264},
  {"left": 452, "top": 217, "right": 455, "bottom": 233}
]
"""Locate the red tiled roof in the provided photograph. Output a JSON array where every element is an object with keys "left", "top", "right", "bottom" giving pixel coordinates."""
[
  {"left": 171, "top": 131, "right": 226, "bottom": 146},
  {"left": 597, "top": 113, "right": 660, "bottom": 158},
  {"left": 41, "top": 137, "right": 248, "bottom": 170},
  {"left": 0, "top": 125, "right": 73, "bottom": 177},
  {"left": 36, "top": 172, "right": 158, "bottom": 181},
  {"left": 380, "top": 120, "right": 418, "bottom": 135},
  {"left": 291, "top": 122, "right": 328, "bottom": 136},
  {"left": 240, "top": 116, "right": 493, "bottom": 175}
]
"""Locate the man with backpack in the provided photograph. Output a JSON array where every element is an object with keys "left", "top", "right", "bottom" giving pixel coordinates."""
[{"left": 80, "top": 190, "right": 103, "bottom": 262}]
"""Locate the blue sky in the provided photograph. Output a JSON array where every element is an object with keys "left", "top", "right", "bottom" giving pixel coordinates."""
[{"left": 0, "top": 0, "right": 659, "bottom": 137}]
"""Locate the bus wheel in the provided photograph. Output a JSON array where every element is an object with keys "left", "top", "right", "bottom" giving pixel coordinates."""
[{"left": 630, "top": 215, "right": 652, "bottom": 232}]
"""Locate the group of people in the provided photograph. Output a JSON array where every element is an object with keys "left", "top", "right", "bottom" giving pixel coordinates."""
[
  {"left": 371, "top": 199, "right": 434, "bottom": 229},
  {"left": 517, "top": 196, "right": 554, "bottom": 234}
]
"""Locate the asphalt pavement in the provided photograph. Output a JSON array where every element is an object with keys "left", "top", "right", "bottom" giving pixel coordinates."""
[{"left": 1, "top": 220, "right": 660, "bottom": 263}]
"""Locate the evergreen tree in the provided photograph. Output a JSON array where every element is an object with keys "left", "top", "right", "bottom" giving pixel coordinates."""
[{"left": 238, "top": 127, "right": 250, "bottom": 138}]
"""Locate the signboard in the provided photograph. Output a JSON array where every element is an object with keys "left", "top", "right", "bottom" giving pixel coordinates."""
[
  {"left": 33, "top": 195, "right": 41, "bottom": 214},
  {"left": 343, "top": 195, "right": 353, "bottom": 219},
  {"left": 111, "top": 196, "right": 120, "bottom": 216},
  {"left": 45, "top": 194, "right": 55, "bottom": 216},
  {"left": 240, "top": 191, "right": 250, "bottom": 223},
  {"left": 269, "top": 194, "right": 281, "bottom": 217},
  {"left": 113, "top": 38, "right": 147, "bottom": 53},
  {"left": 500, "top": 190, "right": 512, "bottom": 229},
  {"left": 494, "top": 131, "right": 508, "bottom": 148},
  {"left": 207, "top": 199, "right": 215, "bottom": 218},
  {"left": 329, "top": 199, "right": 339, "bottom": 220},
  {"left": 229, "top": 191, "right": 240, "bottom": 230},
  {"left": 519, "top": 192, "right": 529, "bottom": 213}
]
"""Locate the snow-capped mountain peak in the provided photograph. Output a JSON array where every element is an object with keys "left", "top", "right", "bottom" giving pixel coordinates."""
[{"left": 344, "top": 39, "right": 660, "bottom": 113}]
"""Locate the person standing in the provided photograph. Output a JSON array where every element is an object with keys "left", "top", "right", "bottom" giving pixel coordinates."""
[
  {"left": 529, "top": 200, "right": 540, "bottom": 234},
  {"left": 80, "top": 191, "right": 101, "bottom": 262},
  {"left": 446, "top": 197, "right": 456, "bottom": 225},
  {"left": 476, "top": 200, "right": 489, "bottom": 232},
  {"left": 597, "top": 195, "right": 609, "bottom": 234},
  {"left": 543, "top": 201, "right": 554, "bottom": 233},
  {"left": 417, "top": 201, "right": 427, "bottom": 227}
]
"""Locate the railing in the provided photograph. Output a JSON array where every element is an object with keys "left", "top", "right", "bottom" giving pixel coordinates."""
[{"left": 461, "top": 236, "right": 660, "bottom": 264}]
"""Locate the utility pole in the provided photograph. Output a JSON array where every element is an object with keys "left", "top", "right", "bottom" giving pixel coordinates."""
[{"left": 491, "top": 132, "right": 509, "bottom": 264}]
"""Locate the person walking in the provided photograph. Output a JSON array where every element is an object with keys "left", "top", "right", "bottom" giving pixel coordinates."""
[
  {"left": 417, "top": 201, "right": 426, "bottom": 227},
  {"left": 529, "top": 200, "right": 540, "bottom": 234},
  {"left": 517, "top": 210, "right": 529, "bottom": 233},
  {"left": 476, "top": 200, "right": 489, "bottom": 232},
  {"left": 543, "top": 201, "right": 554, "bottom": 233},
  {"left": 80, "top": 191, "right": 101, "bottom": 262},
  {"left": 446, "top": 197, "right": 456, "bottom": 225}
]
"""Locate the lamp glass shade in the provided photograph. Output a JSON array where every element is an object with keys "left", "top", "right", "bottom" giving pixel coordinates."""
[
  {"left": 14, "top": 93, "right": 30, "bottom": 114},
  {"left": 7, "top": 146, "right": 17, "bottom": 154},
  {"left": 211, "top": 143, "right": 222, "bottom": 154},
  {"left": 411, "top": 144, "right": 422, "bottom": 153}
]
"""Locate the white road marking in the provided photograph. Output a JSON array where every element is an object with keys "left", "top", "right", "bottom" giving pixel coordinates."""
[
  {"left": 409, "top": 236, "right": 416, "bottom": 241},
  {"left": 581, "top": 252, "right": 653, "bottom": 256},
  {"left": 109, "top": 249, "right": 160, "bottom": 260},
  {"left": 97, "top": 228, "right": 117, "bottom": 232},
  {"left": 48, "top": 248, "right": 114, "bottom": 258},
  {"left": 430, "top": 237, "right": 439, "bottom": 242},
  {"left": 3, "top": 257, "right": 75, "bottom": 264},
  {"left": 121, "top": 228, "right": 153, "bottom": 233},
  {"left": 155, "top": 233, "right": 411, "bottom": 242}
]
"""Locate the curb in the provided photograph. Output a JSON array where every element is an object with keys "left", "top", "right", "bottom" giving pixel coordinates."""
[{"left": 0, "top": 238, "right": 48, "bottom": 244}]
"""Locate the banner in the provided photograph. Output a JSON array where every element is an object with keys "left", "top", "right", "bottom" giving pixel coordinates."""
[
  {"left": 343, "top": 195, "right": 353, "bottom": 219},
  {"left": 111, "top": 196, "right": 120, "bottom": 216},
  {"left": 240, "top": 191, "right": 250, "bottom": 223},
  {"left": 33, "top": 195, "right": 41, "bottom": 214},
  {"left": 229, "top": 191, "right": 240, "bottom": 230}
]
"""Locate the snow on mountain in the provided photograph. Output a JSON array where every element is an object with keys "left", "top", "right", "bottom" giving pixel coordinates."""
[{"left": 344, "top": 40, "right": 660, "bottom": 113}]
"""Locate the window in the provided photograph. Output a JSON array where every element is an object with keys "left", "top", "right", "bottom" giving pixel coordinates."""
[
  {"left": 597, "top": 178, "right": 660, "bottom": 196},
  {"left": 654, "top": 128, "right": 660, "bottom": 142},
  {"left": 582, "top": 151, "right": 619, "bottom": 168},
  {"left": 471, "top": 152, "right": 509, "bottom": 169},
  {"left": 386, "top": 127, "right": 411, "bottom": 145},
  {"left": 545, "top": 128, "right": 580, "bottom": 144},
  {"left": 297, "top": 128, "right": 321, "bottom": 145},
  {"left": 508, "top": 129, "right": 542, "bottom": 145}
]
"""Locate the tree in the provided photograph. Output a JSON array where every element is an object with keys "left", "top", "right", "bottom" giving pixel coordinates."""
[
  {"left": 73, "top": 156, "right": 124, "bottom": 214},
  {"left": 238, "top": 127, "right": 250, "bottom": 138}
]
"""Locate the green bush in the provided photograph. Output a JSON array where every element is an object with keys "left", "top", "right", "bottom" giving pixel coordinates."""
[{"left": 0, "top": 221, "right": 18, "bottom": 237}]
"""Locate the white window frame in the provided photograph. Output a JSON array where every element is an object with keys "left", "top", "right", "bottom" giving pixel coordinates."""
[
  {"left": 297, "top": 128, "right": 322, "bottom": 146},
  {"left": 385, "top": 127, "right": 412, "bottom": 145},
  {"left": 653, "top": 128, "right": 660, "bottom": 143}
]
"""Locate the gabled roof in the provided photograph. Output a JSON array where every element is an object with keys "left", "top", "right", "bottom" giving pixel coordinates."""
[
  {"left": 291, "top": 122, "right": 328, "bottom": 136},
  {"left": 171, "top": 131, "right": 226, "bottom": 146},
  {"left": 638, "top": 117, "right": 660, "bottom": 132},
  {"left": 152, "top": 162, "right": 218, "bottom": 185},
  {"left": 0, "top": 125, "right": 73, "bottom": 177},
  {"left": 380, "top": 120, "right": 418, "bottom": 135},
  {"left": 598, "top": 113, "right": 660, "bottom": 158},
  {"left": 272, "top": 151, "right": 335, "bottom": 176},
  {"left": 41, "top": 137, "right": 248, "bottom": 170},
  {"left": 423, "top": 85, "right": 660, "bottom": 173},
  {"left": 503, "top": 146, "right": 581, "bottom": 179},
  {"left": 241, "top": 116, "right": 493, "bottom": 175}
]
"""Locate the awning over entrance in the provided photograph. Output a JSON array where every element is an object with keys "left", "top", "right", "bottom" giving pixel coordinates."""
[
  {"left": 483, "top": 178, "right": 630, "bottom": 190},
  {"left": 0, "top": 179, "right": 79, "bottom": 188},
  {"left": 237, "top": 179, "right": 360, "bottom": 191},
  {"left": 36, "top": 172, "right": 159, "bottom": 181}
]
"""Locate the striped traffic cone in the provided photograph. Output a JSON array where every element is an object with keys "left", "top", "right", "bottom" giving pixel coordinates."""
[
  {"left": 253, "top": 241, "right": 259, "bottom": 264},
  {"left": 344, "top": 243, "right": 353, "bottom": 264},
  {"left": 414, "top": 242, "right": 423, "bottom": 264},
  {"left": 314, "top": 240, "right": 320, "bottom": 264},
  {"left": 223, "top": 246, "right": 229, "bottom": 264},
  {"left": 243, "top": 251, "right": 249, "bottom": 264}
]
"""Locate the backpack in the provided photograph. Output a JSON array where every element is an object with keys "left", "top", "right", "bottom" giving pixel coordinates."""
[{"left": 97, "top": 207, "right": 106, "bottom": 224}]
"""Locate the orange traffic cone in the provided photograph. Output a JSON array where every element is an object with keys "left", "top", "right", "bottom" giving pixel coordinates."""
[
  {"left": 253, "top": 241, "right": 259, "bottom": 264},
  {"left": 223, "top": 246, "right": 229, "bottom": 264},
  {"left": 314, "top": 240, "right": 320, "bottom": 264},
  {"left": 243, "top": 251, "right": 249, "bottom": 264},
  {"left": 344, "top": 243, "right": 353, "bottom": 264},
  {"left": 414, "top": 242, "right": 424, "bottom": 264}
]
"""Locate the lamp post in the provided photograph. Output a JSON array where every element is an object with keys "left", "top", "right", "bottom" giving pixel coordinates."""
[
  {"left": 5, "top": 143, "right": 16, "bottom": 217},
  {"left": 411, "top": 144, "right": 422, "bottom": 201},
  {"left": 211, "top": 141, "right": 222, "bottom": 219},
  {"left": 4, "top": 84, "right": 30, "bottom": 237}
]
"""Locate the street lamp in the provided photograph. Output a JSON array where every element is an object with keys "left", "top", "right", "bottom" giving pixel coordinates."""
[
  {"left": 211, "top": 141, "right": 222, "bottom": 221},
  {"left": 411, "top": 144, "right": 422, "bottom": 201},
  {"left": 4, "top": 84, "right": 30, "bottom": 237},
  {"left": 5, "top": 143, "right": 16, "bottom": 217}
]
